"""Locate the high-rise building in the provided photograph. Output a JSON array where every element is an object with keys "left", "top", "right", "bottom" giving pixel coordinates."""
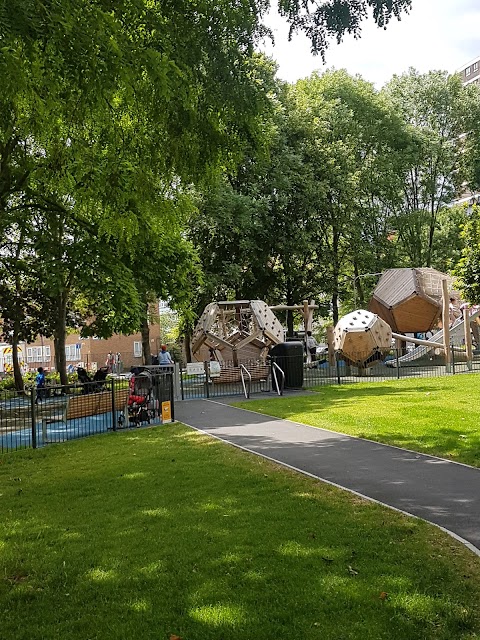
[{"left": 457, "top": 56, "right": 480, "bottom": 86}]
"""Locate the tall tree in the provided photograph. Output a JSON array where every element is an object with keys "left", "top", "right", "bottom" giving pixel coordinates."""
[
  {"left": 289, "top": 70, "right": 412, "bottom": 321},
  {"left": 382, "top": 69, "right": 480, "bottom": 267}
]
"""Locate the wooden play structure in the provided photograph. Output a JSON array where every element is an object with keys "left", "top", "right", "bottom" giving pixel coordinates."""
[
  {"left": 368, "top": 268, "right": 454, "bottom": 333},
  {"left": 191, "top": 300, "right": 285, "bottom": 366},
  {"left": 333, "top": 310, "right": 392, "bottom": 367},
  {"left": 190, "top": 300, "right": 320, "bottom": 384},
  {"left": 334, "top": 274, "right": 479, "bottom": 372}
]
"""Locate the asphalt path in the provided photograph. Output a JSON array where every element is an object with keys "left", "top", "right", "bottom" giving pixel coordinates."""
[{"left": 175, "top": 397, "right": 480, "bottom": 555}]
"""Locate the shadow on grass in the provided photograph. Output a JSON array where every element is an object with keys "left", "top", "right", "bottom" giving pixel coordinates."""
[{"left": 0, "top": 426, "right": 479, "bottom": 640}]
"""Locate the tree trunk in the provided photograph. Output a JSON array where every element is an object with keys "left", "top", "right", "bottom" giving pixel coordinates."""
[
  {"left": 141, "top": 304, "right": 151, "bottom": 365},
  {"left": 332, "top": 291, "right": 339, "bottom": 326},
  {"left": 54, "top": 293, "right": 68, "bottom": 386},
  {"left": 183, "top": 327, "right": 192, "bottom": 364},
  {"left": 286, "top": 290, "right": 294, "bottom": 337},
  {"left": 11, "top": 331, "right": 24, "bottom": 392}
]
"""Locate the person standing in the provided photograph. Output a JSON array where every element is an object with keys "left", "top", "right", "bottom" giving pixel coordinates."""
[
  {"left": 158, "top": 344, "right": 174, "bottom": 367},
  {"left": 306, "top": 331, "right": 318, "bottom": 367},
  {"left": 105, "top": 352, "right": 115, "bottom": 373},
  {"left": 35, "top": 366, "right": 46, "bottom": 404}
]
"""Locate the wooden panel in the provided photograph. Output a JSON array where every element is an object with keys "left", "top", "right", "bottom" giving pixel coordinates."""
[
  {"left": 66, "top": 393, "right": 101, "bottom": 420},
  {"left": 65, "top": 389, "right": 130, "bottom": 421},
  {"left": 368, "top": 298, "right": 396, "bottom": 330},
  {"left": 392, "top": 297, "right": 440, "bottom": 333}
]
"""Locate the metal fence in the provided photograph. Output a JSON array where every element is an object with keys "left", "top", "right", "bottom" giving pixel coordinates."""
[
  {"left": 0, "top": 372, "right": 174, "bottom": 454},
  {"left": 179, "top": 359, "right": 271, "bottom": 400},
  {"left": 178, "top": 345, "right": 480, "bottom": 400}
]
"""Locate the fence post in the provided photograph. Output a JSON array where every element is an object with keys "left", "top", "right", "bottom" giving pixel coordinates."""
[
  {"left": 451, "top": 343, "right": 455, "bottom": 375},
  {"left": 203, "top": 361, "right": 210, "bottom": 399},
  {"left": 396, "top": 348, "right": 400, "bottom": 380},
  {"left": 30, "top": 386, "right": 37, "bottom": 449},
  {"left": 335, "top": 353, "right": 341, "bottom": 385},
  {"left": 178, "top": 362, "right": 185, "bottom": 400},
  {"left": 111, "top": 378, "right": 117, "bottom": 431},
  {"left": 169, "top": 372, "right": 175, "bottom": 423}
]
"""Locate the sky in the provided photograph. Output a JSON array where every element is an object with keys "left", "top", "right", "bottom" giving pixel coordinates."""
[{"left": 261, "top": 0, "right": 480, "bottom": 88}]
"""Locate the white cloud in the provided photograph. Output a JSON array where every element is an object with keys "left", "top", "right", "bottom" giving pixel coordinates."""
[{"left": 261, "top": 0, "right": 480, "bottom": 87}]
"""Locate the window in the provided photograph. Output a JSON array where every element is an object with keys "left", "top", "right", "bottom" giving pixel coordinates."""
[
  {"left": 65, "top": 344, "right": 81, "bottom": 361},
  {"left": 27, "top": 346, "right": 51, "bottom": 363},
  {"left": 474, "top": 62, "right": 479, "bottom": 72},
  {"left": 133, "top": 341, "right": 142, "bottom": 357},
  {"left": 466, "top": 66, "right": 471, "bottom": 76}
]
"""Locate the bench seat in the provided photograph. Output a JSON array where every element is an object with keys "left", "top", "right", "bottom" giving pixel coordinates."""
[{"left": 42, "top": 388, "right": 129, "bottom": 443}]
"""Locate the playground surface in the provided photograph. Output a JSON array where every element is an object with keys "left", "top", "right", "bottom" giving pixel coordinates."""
[{"left": 175, "top": 396, "right": 480, "bottom": 554}]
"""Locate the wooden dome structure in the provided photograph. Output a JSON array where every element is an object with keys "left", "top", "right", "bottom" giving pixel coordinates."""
[
  {"left": 334, "top": 310, "right": 392, "bottom": 367},
  {"left": 368, "top": 268, "right": 454, "bottom": 333},
  {"left": 191, "top": 300, "right": 284, "bottom": 365}
]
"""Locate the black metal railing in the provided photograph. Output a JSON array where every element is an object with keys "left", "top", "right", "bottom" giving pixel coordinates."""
[
  {"left": 0, "top": 372, "right": 175, "bottom": 454},
  {"left": 178, "top": 345, "right": 480, "bottom": 400},
  {"left": 179, "top": 359, "right": 271, "bottom": 400}
]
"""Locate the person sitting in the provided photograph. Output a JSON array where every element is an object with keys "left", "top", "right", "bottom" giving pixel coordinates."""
[{"left": 449, "top": 297, "right": 461, "bottom": 328}]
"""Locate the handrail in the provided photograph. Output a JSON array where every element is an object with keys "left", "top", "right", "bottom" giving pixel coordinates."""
[
  {"left": 240, "top": 364, "right": 251, "bottom": 399},
  {"left": 272, "top": 361, "right": 285, "bottom": 396}
]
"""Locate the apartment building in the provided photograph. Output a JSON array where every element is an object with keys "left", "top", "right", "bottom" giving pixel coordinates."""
[
  {"left": 23, "top": 302, "right": 177, "bottom": 374},
  {"left": 450, "top": 55, "right": 480, "bottom": 207},
  {"left": 24, "top": 324, "right": 163, "bottom": 373},
  {"left": 458, "top": 56, "right": 480, "bottom": 86}
]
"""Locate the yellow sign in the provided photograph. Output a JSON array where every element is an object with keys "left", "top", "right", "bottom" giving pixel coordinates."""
[{"left": 161, "top": 401, "right": 172, "bottom": 422}]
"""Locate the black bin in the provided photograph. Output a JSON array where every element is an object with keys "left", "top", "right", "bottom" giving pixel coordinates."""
[{"left": 270, "top": 341, "right": 304, "bottom": 390}]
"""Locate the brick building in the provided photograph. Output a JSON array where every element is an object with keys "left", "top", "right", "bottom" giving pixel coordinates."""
[{"left": 25, "top": 323, "right": 163, "bottom": 373}]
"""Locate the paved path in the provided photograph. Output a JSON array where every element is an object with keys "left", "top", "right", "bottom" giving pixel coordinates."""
[{"left": 175, "top": 398, "right": 480, "bottom": 554}]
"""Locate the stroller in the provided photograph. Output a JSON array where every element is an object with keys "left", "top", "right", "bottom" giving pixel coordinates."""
[
  {"left": 77, "top": 366, "right": 109, "bottom": 394},
  {"left": 128, "top": 369, "right": 154, "bottom": 426}
]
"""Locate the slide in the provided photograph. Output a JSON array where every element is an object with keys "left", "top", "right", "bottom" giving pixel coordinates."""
[{"left": 387, "top": 309, "right": 480, "bottom": 366}]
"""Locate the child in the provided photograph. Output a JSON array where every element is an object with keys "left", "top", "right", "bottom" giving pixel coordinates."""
[{"left": 35, "top": 367, "right": 46, "bottom": 404}]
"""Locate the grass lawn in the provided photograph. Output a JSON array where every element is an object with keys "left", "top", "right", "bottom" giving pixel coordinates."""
[
  {"left": 1, "top": 425, "right": 480, "bottom": 639},
  {"left": 235, "top": 374, "right": 480, "bottom": 467}
]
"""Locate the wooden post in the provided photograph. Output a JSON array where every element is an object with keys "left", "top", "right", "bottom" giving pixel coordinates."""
[
  {"left": 442, "top": 279, "right": 451, "bottom": 373},
  {"left": 303, "top": 300, "right": 311, "bottom": 365},
  {"left": 464, "top": 307, "right": 473, "bottom": 370}
]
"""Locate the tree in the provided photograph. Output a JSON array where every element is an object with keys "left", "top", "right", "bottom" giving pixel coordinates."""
[
  {"left": 0, "top": 0, "right": 415, "bottom": 381},
  {"left": 278, "top": 0, "right": 412, "bottom": 58},
  {"left": 288, "top": 70, "right": 412, "bottom": 321},
  {"left": 454, "top": 206, "right": 480, "bottom": 304},
  {"left": 382, "top": 69, "right": 480, "bottom": 267}
]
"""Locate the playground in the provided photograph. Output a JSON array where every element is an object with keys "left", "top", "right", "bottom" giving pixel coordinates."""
[
  {"left": 2, "top": 270, "right": 480, "bottom": 639},
  {"left": 182, "top": 268, "right": 480, "bottom": 402}
]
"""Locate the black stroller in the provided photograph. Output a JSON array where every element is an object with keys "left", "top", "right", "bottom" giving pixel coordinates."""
[
  {"left": 128, "top": 370, "right": 154, "bottom": 426},
  {"left": 77, "top": 367, "right": 109, "bottom": 394}
]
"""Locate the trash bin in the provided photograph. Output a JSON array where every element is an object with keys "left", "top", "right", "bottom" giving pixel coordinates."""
[{"left": 270, "top": 341, "right": 304, "bottom": 390}]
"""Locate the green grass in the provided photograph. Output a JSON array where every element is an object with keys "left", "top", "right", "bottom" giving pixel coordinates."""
[
  {"left": 235, "top": 374, "right": 480, "bottom": 467},
  {"left": 1, "top": 425, "right": 480, "bottom": 639}
]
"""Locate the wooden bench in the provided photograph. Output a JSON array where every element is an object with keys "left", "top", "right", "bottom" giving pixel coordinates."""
[
  {"left": 213, "top": 364, "right": 270, "bottom": 385},
  {"left": 42, "top": 388, "right": 129, "bottom": 443}
]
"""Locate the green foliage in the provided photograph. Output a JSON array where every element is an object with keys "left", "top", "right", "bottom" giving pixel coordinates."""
[
  {"left": 278, "top": 0, "right": 412, "bottom": 59},
  {"left": 454, "top": 206, "right": 480, "bottom": 304},
  {"left": 382, "top": 69, "right": 480, "bottom": 267}
]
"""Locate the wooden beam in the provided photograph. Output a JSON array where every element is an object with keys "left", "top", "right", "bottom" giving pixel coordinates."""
[
  {"left": 442, "top": 279, "right": 451, "bottom": 371},
  {"left": 464, "top": 307, "right": 473, "bottom": 370},
  {"left": 269, "top": 304, "right": 319, "bottom": 311}
]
